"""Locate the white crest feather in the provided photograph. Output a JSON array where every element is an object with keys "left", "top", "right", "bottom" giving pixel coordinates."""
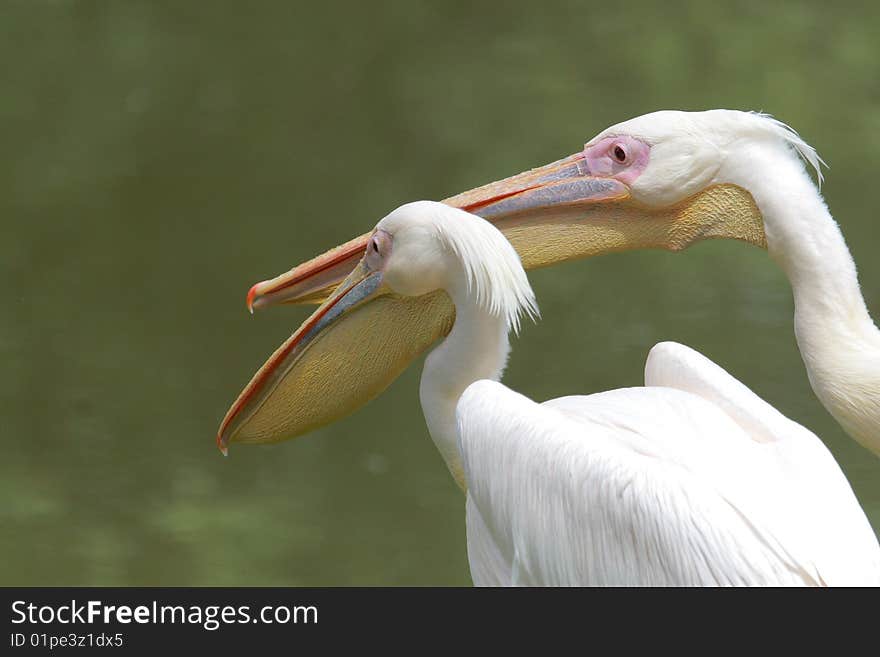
[
  {"left": 433, "top": 206, "right": 539, "bottom": 334},
  {"left": 749, "top": 112, "right": 827, "bottom": 187},
  {"left": 598, "top": 109, "right": 828, "bottom": 189}
]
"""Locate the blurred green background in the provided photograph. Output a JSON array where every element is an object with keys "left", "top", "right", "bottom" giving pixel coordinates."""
[{"left": 2, "top": 1, "right": 878, "bottom": 585}]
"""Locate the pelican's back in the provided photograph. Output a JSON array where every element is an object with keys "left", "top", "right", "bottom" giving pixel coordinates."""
[{"left": 457, "top": 345, "right": 880, "bottom": 586}]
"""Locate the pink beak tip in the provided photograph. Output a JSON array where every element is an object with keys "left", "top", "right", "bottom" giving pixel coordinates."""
[{"left": 246, "top": 282, "right": 261, "bottom": 315}]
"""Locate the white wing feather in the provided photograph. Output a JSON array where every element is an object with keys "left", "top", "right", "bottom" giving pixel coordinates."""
[
  {"left": 645, "top": 341, "right": 880, "bottom": 583},
  {"left": 458, "top": 343, "right": 880, "bottom": 586}
]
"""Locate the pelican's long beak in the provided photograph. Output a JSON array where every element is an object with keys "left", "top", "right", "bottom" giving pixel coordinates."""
[
  {"left": 220, "top": 145, "right": 766, "bottom": 450},
  {"left": 246, "top": 152, "right": 629, "bottom": 311},
  {"left": 218, "top": 259, "right": 389, "bottom": 452}
]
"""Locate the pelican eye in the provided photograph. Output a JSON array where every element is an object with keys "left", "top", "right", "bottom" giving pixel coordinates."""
[
  {"left": 613, "top": 144, "right": 628, "bottom": 163},
  {"left": 366, "top": 229, "right": 392, "bottom": 268}
]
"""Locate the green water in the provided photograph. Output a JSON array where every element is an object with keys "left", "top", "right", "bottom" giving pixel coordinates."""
[{"left": 2, "top": 1, "right": 878, "bottom": 585}]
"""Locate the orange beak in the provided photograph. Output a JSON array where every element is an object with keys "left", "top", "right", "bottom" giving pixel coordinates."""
[
  {"left": 218, "top": 141, "right": 766, "bottom": 452},
  {"left": 246, "top": 152, "right": 628, "bottom": 310}
]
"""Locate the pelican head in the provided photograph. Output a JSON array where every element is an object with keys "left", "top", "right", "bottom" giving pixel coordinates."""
[
  {"left": 219, "top": 110, "right": 819, "bottom": 450},
  {"left": 218, "top": 202, "right": 536, "bottom": 451},
  {"left": 247, "top": 110, "right": 783, "bottom": 311},
  {"left": 365, "top": 202, "right": 537, "bottom": 329}
]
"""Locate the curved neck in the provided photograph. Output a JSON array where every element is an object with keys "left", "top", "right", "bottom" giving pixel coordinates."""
[
  {"left": 759, "top": 170, "right": 869, "bottom": 322},
  {"left": 744, "top": 150, "right": 880, "bottom": 455},
  {"left": 419, "top": 283, "right": 510, "bottom": 490}
]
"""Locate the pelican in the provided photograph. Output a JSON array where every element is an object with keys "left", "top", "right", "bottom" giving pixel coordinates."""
[
  {"left": 219, "top": 110, "right": 880, "bottom": 461},
  {"left": 246, "top": 199, "right": 880, "bottom": 585}
]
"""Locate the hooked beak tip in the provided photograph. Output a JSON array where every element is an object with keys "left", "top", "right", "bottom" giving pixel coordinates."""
[
  {"left": 246, "top": 282, "right": 261, "bottom": 315},
  {"left": 216, "top": 433, "right": 229, "bottom": 457}
]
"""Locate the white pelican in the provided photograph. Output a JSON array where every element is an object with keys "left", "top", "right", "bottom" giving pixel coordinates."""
[
  {"left": 256, "top": 199, "right": 880, "bottom": 585},
  {"left": 220, "top": 110, "right": 880, "bottom": 462}
]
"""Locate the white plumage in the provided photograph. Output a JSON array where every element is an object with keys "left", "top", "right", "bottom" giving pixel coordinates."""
[
  {"left": 252, "top": 110, "right": 880, "bottom": 586},
  {"left": 591, "top": 110, "right": 880, "bottom": 456},
  {"left": 352, "top": 194, "right": 880, "bottom": 586},
  {"left": 460, "top": 344, "right": 880, "bottom": 586},
  {"left": 454, "top": 111, "right": 880, "bottom": 585}
]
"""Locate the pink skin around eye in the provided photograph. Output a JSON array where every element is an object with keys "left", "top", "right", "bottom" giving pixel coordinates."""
[
  {"left": 581, "top": 135, "right": 650, "bottom": 185},
  {"left": 365, "top": 228, "right": 392, "bottom": 270}
]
